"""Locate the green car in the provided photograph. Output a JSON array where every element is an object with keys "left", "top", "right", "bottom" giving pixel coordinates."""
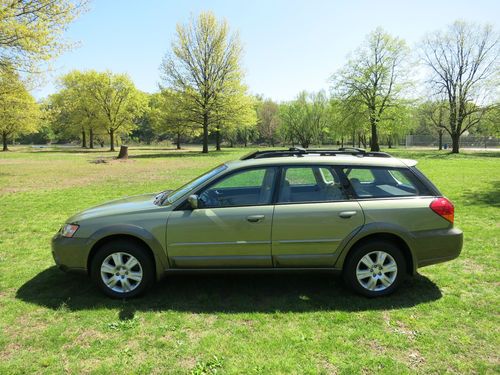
[{"left": 52, "top": 148, "right": 462, "bottom": 298}]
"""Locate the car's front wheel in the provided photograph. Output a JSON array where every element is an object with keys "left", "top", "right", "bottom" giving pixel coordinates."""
[
  {"left": 343, "top": 240, "right": 406, "bottom": 297},
  {"left": 90, "top": 240, "right": 154, "bottom": 298}
]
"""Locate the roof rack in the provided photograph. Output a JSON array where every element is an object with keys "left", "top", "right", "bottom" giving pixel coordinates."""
[{"left": 240, "top": 147, "right": 392, "bottom": 160}]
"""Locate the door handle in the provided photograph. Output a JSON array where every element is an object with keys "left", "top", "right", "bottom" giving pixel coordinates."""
[
  {"left": 339, "top": 211, "right": 357, "bottom": 219},
  {"left": 246, "top": 215, "right": 265, "bottom": 223}
]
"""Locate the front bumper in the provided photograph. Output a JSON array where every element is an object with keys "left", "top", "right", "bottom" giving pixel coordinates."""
[
  {"left": 412, "top": 227, "right": 463, "bottom": 268},
  {"left": 51, "top": 234, "right": 90, "bottom": 273}
]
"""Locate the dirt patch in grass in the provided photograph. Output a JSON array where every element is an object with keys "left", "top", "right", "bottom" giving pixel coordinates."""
[
  {"left": 177, "top": 356, "right": 198, "bottom": 371},
  {"left": 318, "top": 358, "right": 339, "bottom": 374},
  {"left": 0, "top": 342, "right": 24, "bottom": 361},
  {"left": 406, "top": 349, "right": 426, "bottom": 369}
]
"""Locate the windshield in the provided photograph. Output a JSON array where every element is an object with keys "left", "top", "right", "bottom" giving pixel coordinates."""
[{"left": 164, "top": 164, "right": 227, "bottom": 204}]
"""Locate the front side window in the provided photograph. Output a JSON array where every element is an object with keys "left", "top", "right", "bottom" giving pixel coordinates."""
[
  {"left": 198, "top": 167, "right": 277, "bottom": 208},
  {"left": 278, "top": 166, "right": 346, "bottom": 203},
  {"left": 343, "top": 167, "right": 431, "bottom": 198}
]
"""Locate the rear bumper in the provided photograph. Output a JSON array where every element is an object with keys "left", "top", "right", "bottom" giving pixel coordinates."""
[
  {"left": 51, "top": 234, "right": 90, "bottom": 273},
  {"left": 412, "top": 227, "right": 463, "bottom": 268}
]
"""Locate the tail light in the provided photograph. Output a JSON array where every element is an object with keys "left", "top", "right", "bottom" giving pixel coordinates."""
[{"left": 430, "top": 197, "right": 454, "bottom": 224}]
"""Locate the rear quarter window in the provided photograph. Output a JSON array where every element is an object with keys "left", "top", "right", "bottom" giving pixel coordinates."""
[{"left": 343, "top": 167, "right": 432, "bottom": 198}]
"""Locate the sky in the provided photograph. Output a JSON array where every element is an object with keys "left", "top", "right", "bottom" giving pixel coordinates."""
[{"left": 33, "top": 0, "right": 499, "bottom": 102}]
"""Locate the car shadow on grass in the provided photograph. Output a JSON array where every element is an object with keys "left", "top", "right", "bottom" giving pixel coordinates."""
[
  {"left": 461, "top": 181, "right": 500, "bottom": 207},
  {"left": 16, "top": 267, "right": 442, "bottom": 314}
]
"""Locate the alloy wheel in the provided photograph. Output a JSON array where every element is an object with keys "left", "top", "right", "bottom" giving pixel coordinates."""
[
  {"left": 355, "top": 250, "right": 398, "bottom": 292},
  {"left": 100, "top": 252, "right": 143, "bottom": 293}
]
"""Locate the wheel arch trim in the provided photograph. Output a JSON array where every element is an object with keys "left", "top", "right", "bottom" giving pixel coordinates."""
[
  {"left": 86, "top": 224, "right": 169, "bottom": 280},
  {"left": 334, "top": 223, "right": 417, "bottom": 274}
]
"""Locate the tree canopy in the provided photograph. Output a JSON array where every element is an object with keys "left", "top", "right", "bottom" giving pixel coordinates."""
[
  {"left": 421, "top": 21, "right": 499, "bottom": 153},
  {"left": 0, "top": 0, "right": 86, "bottom": 73},
  {"left": 0, "top": 69, "right": 39, "bottom": 150},
  {"left": 161, "top": 11, "right": 253, "bottom": 153},
  {"left": 332, "top": 28, "right": 411, "bottom": 151}
]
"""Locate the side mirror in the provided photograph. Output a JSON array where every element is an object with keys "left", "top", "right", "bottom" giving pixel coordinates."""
[{"left": 187, "top": 194, "right": 199, "bottom": 209}]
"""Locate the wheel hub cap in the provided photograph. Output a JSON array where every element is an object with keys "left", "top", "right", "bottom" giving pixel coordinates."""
[
  {"left": 100, "top": 252, "right": 143, "bottom": 293},
  {"left": 356, "top": 251, "right": 398, "bottom": 292}
]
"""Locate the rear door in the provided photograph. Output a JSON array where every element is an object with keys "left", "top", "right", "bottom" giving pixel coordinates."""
[{"left": 271, "top": 165, "right": 364, "bottom": 267}]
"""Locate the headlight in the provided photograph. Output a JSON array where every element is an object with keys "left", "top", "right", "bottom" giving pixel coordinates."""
[{"left": 61, "top": 224, "right": 79, "bottom": 238}]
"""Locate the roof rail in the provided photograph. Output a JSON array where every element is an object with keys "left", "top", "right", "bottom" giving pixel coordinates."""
[{"left": 240, "top": 147, "right": 392, "bottom": 160}]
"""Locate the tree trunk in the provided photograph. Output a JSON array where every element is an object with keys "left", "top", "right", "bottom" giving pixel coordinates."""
[
  {"left": 109, "top": 130, "right": 115, "bottom": 151},
  {"left": 352, "top": 131, "right": 355, "bottom": 147},
  {"left": 370, "top": 118, "right": 380, "bottom": 151},
  {"left": 301, "top": 141, "right": 310, "bottom": 148},
  {"left": 451, "top": 133, "right": 460, "bottom": 153},
  {"left": 215, "top": 129, "right": 221, "bottom": 151},
  {"left": 89, "top": 128, "right": 94, "bottom": 149},
  {"left": 244, "top": 137, "right": 248, "bottom": 147},
  {"left": 82, "top": 129, "right": 87, "bottom": 148},
  {"left": 2, "top": 132, "right": 8, "bottom": 151},
  {"left": 176, "top": 132, "right": 181, "bottom": 150},
  {"left": 438, "top": 130, "right": 443, "bottom": 151},
  {"left": 387, "top": 137, "right": 392, "bottom": 149},
  {"left": 202, "top": 113, "right": 209, "bottom": 153},
  {"left": 117, "top": 145, "right": 128, "bottom": 159}
]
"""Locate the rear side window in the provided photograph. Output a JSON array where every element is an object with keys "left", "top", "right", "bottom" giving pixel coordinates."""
[
  {"left": 342, "top": 167, "right": 432, "bottom": 198},
  {"left": 279, "top": 166, "right": 347, "bottom": 203}
]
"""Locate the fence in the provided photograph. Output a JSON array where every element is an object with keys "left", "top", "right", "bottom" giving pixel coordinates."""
[{"left": 405, "top": 135, "right": 500, "bottom": 149}]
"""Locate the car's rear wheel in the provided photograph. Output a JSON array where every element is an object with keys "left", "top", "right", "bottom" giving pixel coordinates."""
[
  {"left": 343, "top": 240, "right": 406, "bottom": 297},
  {"left": 90, "top": 240, "right": 154, "bottom": 298}
]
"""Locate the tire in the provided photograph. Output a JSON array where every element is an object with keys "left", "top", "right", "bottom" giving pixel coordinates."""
[
  {"left": 90, "top": 240, "right": 154, "bottom": 298},
  {"left": 343, "top": 240, "right": 406, "bottom": 297}
]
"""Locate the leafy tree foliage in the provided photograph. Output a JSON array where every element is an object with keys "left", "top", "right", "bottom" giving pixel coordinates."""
[
  {"left": 279, "top": 91, "right": 329, "bottom": 148},
  {"left": 332, "top": 28, "right": 410, "bottom": 151},
  {"left": 256, "top": 98, "right": 280, "bottom": 146},
  {"left": 0, "top": 69, "right": 39, "bottom": 150},
  {"left": 0, "top": 0, "right": 86, "bottom": 72},
  {"left": 85, "top": 71, "right": 145, "bottom": 151},
  {"left": 148, "top": 90, "right": 197, "bottom": 149},
  {"left": 161, "top": 11, "right": 252, "bottom": 153},
  {"left": 421, "top": 21, "right": 499, "bottom": 153},
  {"left": 49, "top": 71, "right": 104, "bottom": 148},
  {"left": 49, "top": 70, "right": 145, "bottom": 150}
]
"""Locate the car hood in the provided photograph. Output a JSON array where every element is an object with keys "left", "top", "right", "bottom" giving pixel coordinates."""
[{"left": 67, "top": 193, "right": 169, "bottom": 223}]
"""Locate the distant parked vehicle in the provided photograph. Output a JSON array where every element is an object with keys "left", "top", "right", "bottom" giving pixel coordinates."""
[{"left": 52, "top": 148, "right": 462, "bottom": 298}]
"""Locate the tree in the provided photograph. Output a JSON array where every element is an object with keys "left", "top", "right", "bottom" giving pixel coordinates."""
[
  {"left": 421, "top": 21, "right": 499, "bottom": 153},
  {"left": 256, "top": 99, "right": 280, "bottom": 146},
  {"left": 161, "top": 12, "right": 247, "bottom": 153},
  {"left": 0, "top": 0, "right": 86, "bottom": 72},
  {"left": 279, "top": 91, "right": 328, "bottom": 148},
  {"left": 85, "top": 71, "right": 145, "bottom": 151},
  {"left": 332, "top": 28, "right": 410, "bottom": 151},
  {"left": 377, "top": 101, "right": 416, "bottom": 148},
  {"left": 213, "top": 89, "right": 256, "bottom": 149},
  {"left": 329, "top": 96, "right": 370, "bottom": 148},
  {"left": 0, "top": 70, "right": 39, "bottom": 150},
  {"left": 419, "top": 101, "right": 449, "bottom": 150},
  {"left": 50, "top": 71, "right": 103, "bottom": 148},
  {"left": 149, "top": 90, "right": 196, "bottom": 149}
]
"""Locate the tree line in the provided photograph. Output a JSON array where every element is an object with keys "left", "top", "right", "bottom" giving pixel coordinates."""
[{"left": 1, "top": 4, "right": 498, "bottom": 153}]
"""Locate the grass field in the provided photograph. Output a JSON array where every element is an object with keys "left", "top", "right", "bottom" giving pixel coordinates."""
[{"left": 0, "top": 146, "right": 499, "bottom": 374}]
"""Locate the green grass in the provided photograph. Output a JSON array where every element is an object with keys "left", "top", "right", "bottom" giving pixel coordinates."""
[{"left": 0, "top": 145, "right": 499, "bottom": 374}]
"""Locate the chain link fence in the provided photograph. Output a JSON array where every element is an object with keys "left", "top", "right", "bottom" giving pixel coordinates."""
[{"left": 405, "top": 135, "right": 500, "bottom": 149}]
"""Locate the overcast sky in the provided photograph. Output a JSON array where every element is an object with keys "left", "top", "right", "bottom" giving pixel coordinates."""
[{"left": 33, "top": 0, "right": 499, "bottom": 101}]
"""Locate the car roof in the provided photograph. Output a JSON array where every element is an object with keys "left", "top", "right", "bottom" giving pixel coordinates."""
[{"left": 225, "top": 155, "right": 417, "bottom": 170}]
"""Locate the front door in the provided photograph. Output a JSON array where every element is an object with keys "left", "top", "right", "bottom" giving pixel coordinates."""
[
  {"left": 271, "top": 165, "right": 364, "bottom": 267},
  {"left": 166, "top": 167, "right": 277, "bottom": 268}
]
